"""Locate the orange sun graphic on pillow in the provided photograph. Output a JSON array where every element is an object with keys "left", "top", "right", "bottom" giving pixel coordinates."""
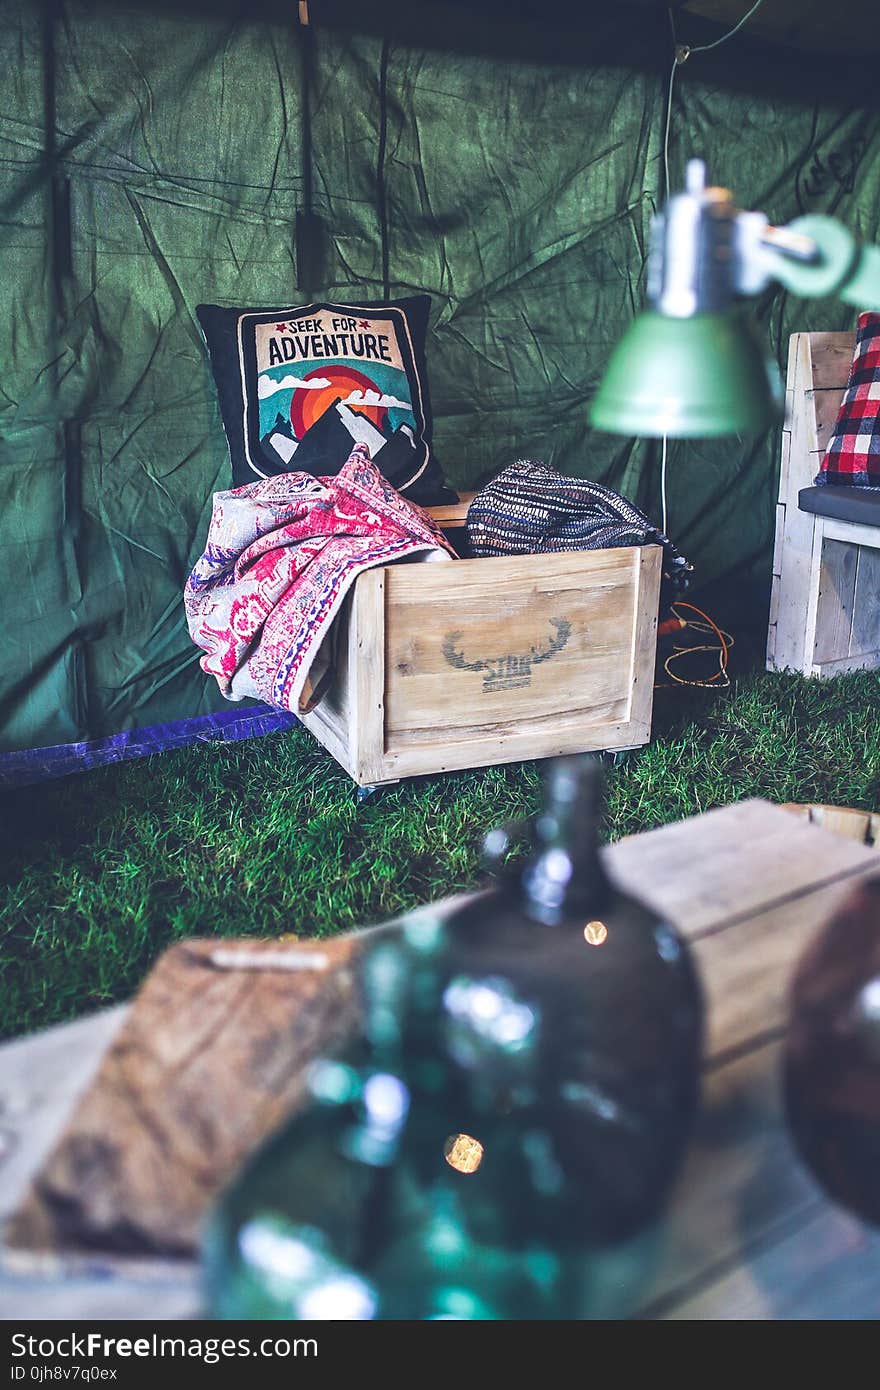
[{"left": 289, "top": 366, "right": 388, "bottom": 439}]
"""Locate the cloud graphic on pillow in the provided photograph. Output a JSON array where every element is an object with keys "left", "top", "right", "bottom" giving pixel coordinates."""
[
  {"left": 258, "top": 374, "right": 332, "bottom": 399},
  {"left": 341, "top": 388, "right": 411, "bottom": 410}
]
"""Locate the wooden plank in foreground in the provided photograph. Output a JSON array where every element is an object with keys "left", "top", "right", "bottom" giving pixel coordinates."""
[
  {"left": 606, "top": 798, "right": 879, "bottom": 936},
  {"left": 5, "top": 937, "right": 366, "bottom": 1256}
]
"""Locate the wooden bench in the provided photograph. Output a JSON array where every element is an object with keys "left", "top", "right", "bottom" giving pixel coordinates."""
[{"left": 767, "top": 330, "right": 880, "bottom": 677}]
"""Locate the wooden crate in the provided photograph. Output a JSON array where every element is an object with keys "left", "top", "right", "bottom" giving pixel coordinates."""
[
  {"left": 300, "top": 522, "right": 661, "bottom": 786},
  {"left": 781, "top": 801, "right": 880, "bottom": 847}
]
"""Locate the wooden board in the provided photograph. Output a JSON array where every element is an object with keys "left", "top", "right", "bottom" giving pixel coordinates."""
[
  {"left": 806, "top": 334, "right": 854, "bottom": 390},
  {"left": 812, "top": 537, "right": 858, "bottom": 666},
  {"left": 781, "top": 800, "right": 880, "bottom": 846},
  {"left": 5, "top": 935, "right": 369, "bottom": 1256},
  {"left": 301, "top": 543, "right": 661, "bottom": 784},
  {"left": 299, "top": 590, "right": 357, "bottom": 777},
  {"left": 804, "top": 335, "right": 853, "bottom": 459},
  {"left": 767, "top": 333, "right": 822, "bottom": 673},
  {"left": 813, "top": 385, "right": 848, "bottom": 458},
  {"left": 606, "top": 797, "right": 879, "bottom": 935},
  {"left": 381, "top": 546, "right": 659, "bottom": 778},
  {"left": 385, "top": 548, "right": 646, "bottom": 747},
  {"left": 425, "top": 491, "right": 475, "bottom": 529},
  {"left": 7, "top": 799, "right": 880, "bottom": 1274},
  {"left": 850, "top": 546, "right": 880, "bottom": 658},
  {"left": 811, "top": 539, "right": 880, "bottom": 672},
  {"left": 693, "top": 875, "right": 880, "bottom": 1061}
]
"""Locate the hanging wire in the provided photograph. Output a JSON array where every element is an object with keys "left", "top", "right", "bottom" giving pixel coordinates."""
[
  {"left": 658, "top": 8, "right": 678, "bottom": 537},
  {"left": 658, "top": 602, "right": 734, "bottom": 689},
  {"left": 653, "top": 2, "right": 765, "bottom": 680},
  {"left": 662, "top": 12, "right": 677, "bottom": 202},
  {"left": 689, "top": 0, "right": 764, "bottom": 53},
  {"left": 377, "top": 35, "right": 392, "bottom": 300},
  {"left": 657, "top": 0, "right": 765, "bottom": 540}
]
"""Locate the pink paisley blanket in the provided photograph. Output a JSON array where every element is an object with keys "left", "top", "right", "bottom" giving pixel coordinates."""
[{"left": 184, "top": 444, "right": 456, "bottom": 714}]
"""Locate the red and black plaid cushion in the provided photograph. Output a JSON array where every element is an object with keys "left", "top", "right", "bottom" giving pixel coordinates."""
[{"left": 816, "top": 312, "right": 880, "bottom": 487}]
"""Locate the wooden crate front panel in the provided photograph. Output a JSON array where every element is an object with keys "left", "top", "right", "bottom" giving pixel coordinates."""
[{"left": 380, "top": 546, "right": 658, "bottom": 777}]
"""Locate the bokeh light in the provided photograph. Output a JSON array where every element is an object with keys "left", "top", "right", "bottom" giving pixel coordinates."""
[{"left": 444, "top": 1133, "right": 485, "bottom": 1174}]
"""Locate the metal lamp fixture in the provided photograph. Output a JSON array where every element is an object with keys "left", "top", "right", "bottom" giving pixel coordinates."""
[{"left": 590, "top": 159, "right": 880, "bottom": 439}]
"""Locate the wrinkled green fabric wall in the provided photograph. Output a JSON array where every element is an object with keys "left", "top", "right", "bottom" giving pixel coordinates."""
[{"left": 2, "top": 0, "right": 879, "bottom": 751}]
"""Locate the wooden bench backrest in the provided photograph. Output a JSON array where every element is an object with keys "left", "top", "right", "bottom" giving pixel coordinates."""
[
  {"left": 769, "top": 330, "right": 855, "bottom": 674},
  {"left": 788, "top": 331, "right": 853, "bottom": 463}
]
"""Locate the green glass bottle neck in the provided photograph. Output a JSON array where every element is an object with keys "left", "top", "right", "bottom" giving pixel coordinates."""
[
  {"left": 520, "top": 797, "right": 612, "bottom": 926},
  {"left": 360, "top": 934, "right": 446, "bottom": 1071}
]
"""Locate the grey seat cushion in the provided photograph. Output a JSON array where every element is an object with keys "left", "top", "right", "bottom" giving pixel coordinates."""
[{"left": 799, "top": 486, "right": 880, "bottom": 527}]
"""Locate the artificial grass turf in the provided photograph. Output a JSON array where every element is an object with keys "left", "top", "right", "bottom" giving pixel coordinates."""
[{"left": 2, "top": 666, "right": 880, "bottom": 1041}]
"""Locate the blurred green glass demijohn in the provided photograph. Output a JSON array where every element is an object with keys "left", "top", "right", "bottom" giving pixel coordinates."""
[
  {"left": 589, "top": 309, "right": 783, "bottom": 439},
  {"left": 203, "top": 756, "right": 703, "bottom": 1320}
]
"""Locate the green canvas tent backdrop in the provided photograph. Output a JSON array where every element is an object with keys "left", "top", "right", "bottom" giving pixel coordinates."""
[{"left": 2, "top": 0, "right": 879, "bottom": 758}]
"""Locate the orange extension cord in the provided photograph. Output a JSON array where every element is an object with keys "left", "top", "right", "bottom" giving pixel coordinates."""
[{"left": 656, "top": 600, "right": 733, "bottom": 689}]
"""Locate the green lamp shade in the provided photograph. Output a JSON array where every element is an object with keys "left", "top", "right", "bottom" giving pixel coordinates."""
[{"left": 589, "top": 310, "right": 783, "bottom": 438}]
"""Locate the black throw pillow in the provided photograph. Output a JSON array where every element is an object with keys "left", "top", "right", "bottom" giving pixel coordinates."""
[{"left": 196, "top": 294, "right": 457, "bottom": 505}]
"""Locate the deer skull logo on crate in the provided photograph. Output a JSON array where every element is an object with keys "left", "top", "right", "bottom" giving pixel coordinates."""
[{"left": 442, "top": 618, "right": 572, "bottom": 692}]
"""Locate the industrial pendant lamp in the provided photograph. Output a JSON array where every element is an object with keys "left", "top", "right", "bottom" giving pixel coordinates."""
[
  {"left": 591, "top": 307, "right": 781, "bottom": 438},
  {"left": 591, "top": 159, "right": 880, "bottom": 439}
]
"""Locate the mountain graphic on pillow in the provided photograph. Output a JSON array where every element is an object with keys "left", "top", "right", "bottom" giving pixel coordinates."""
[{"left": 274, "top": 398, "right": 419, "bottom": 491}]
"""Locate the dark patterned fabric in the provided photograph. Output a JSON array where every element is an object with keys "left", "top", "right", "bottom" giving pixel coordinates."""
[
  {"left": 466, "top": 460, "right": 691, "bottom": 587},
  {"left": 816, "top": 313, "right": 880, "bottom": 487}
]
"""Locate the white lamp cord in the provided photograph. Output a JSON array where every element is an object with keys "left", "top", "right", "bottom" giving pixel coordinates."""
[
  {"left": 659, "top": 0, "right": 764, "bottom": 538},
  {"left": 660, "top": 10, "right": 677, "bottom": 538}
]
